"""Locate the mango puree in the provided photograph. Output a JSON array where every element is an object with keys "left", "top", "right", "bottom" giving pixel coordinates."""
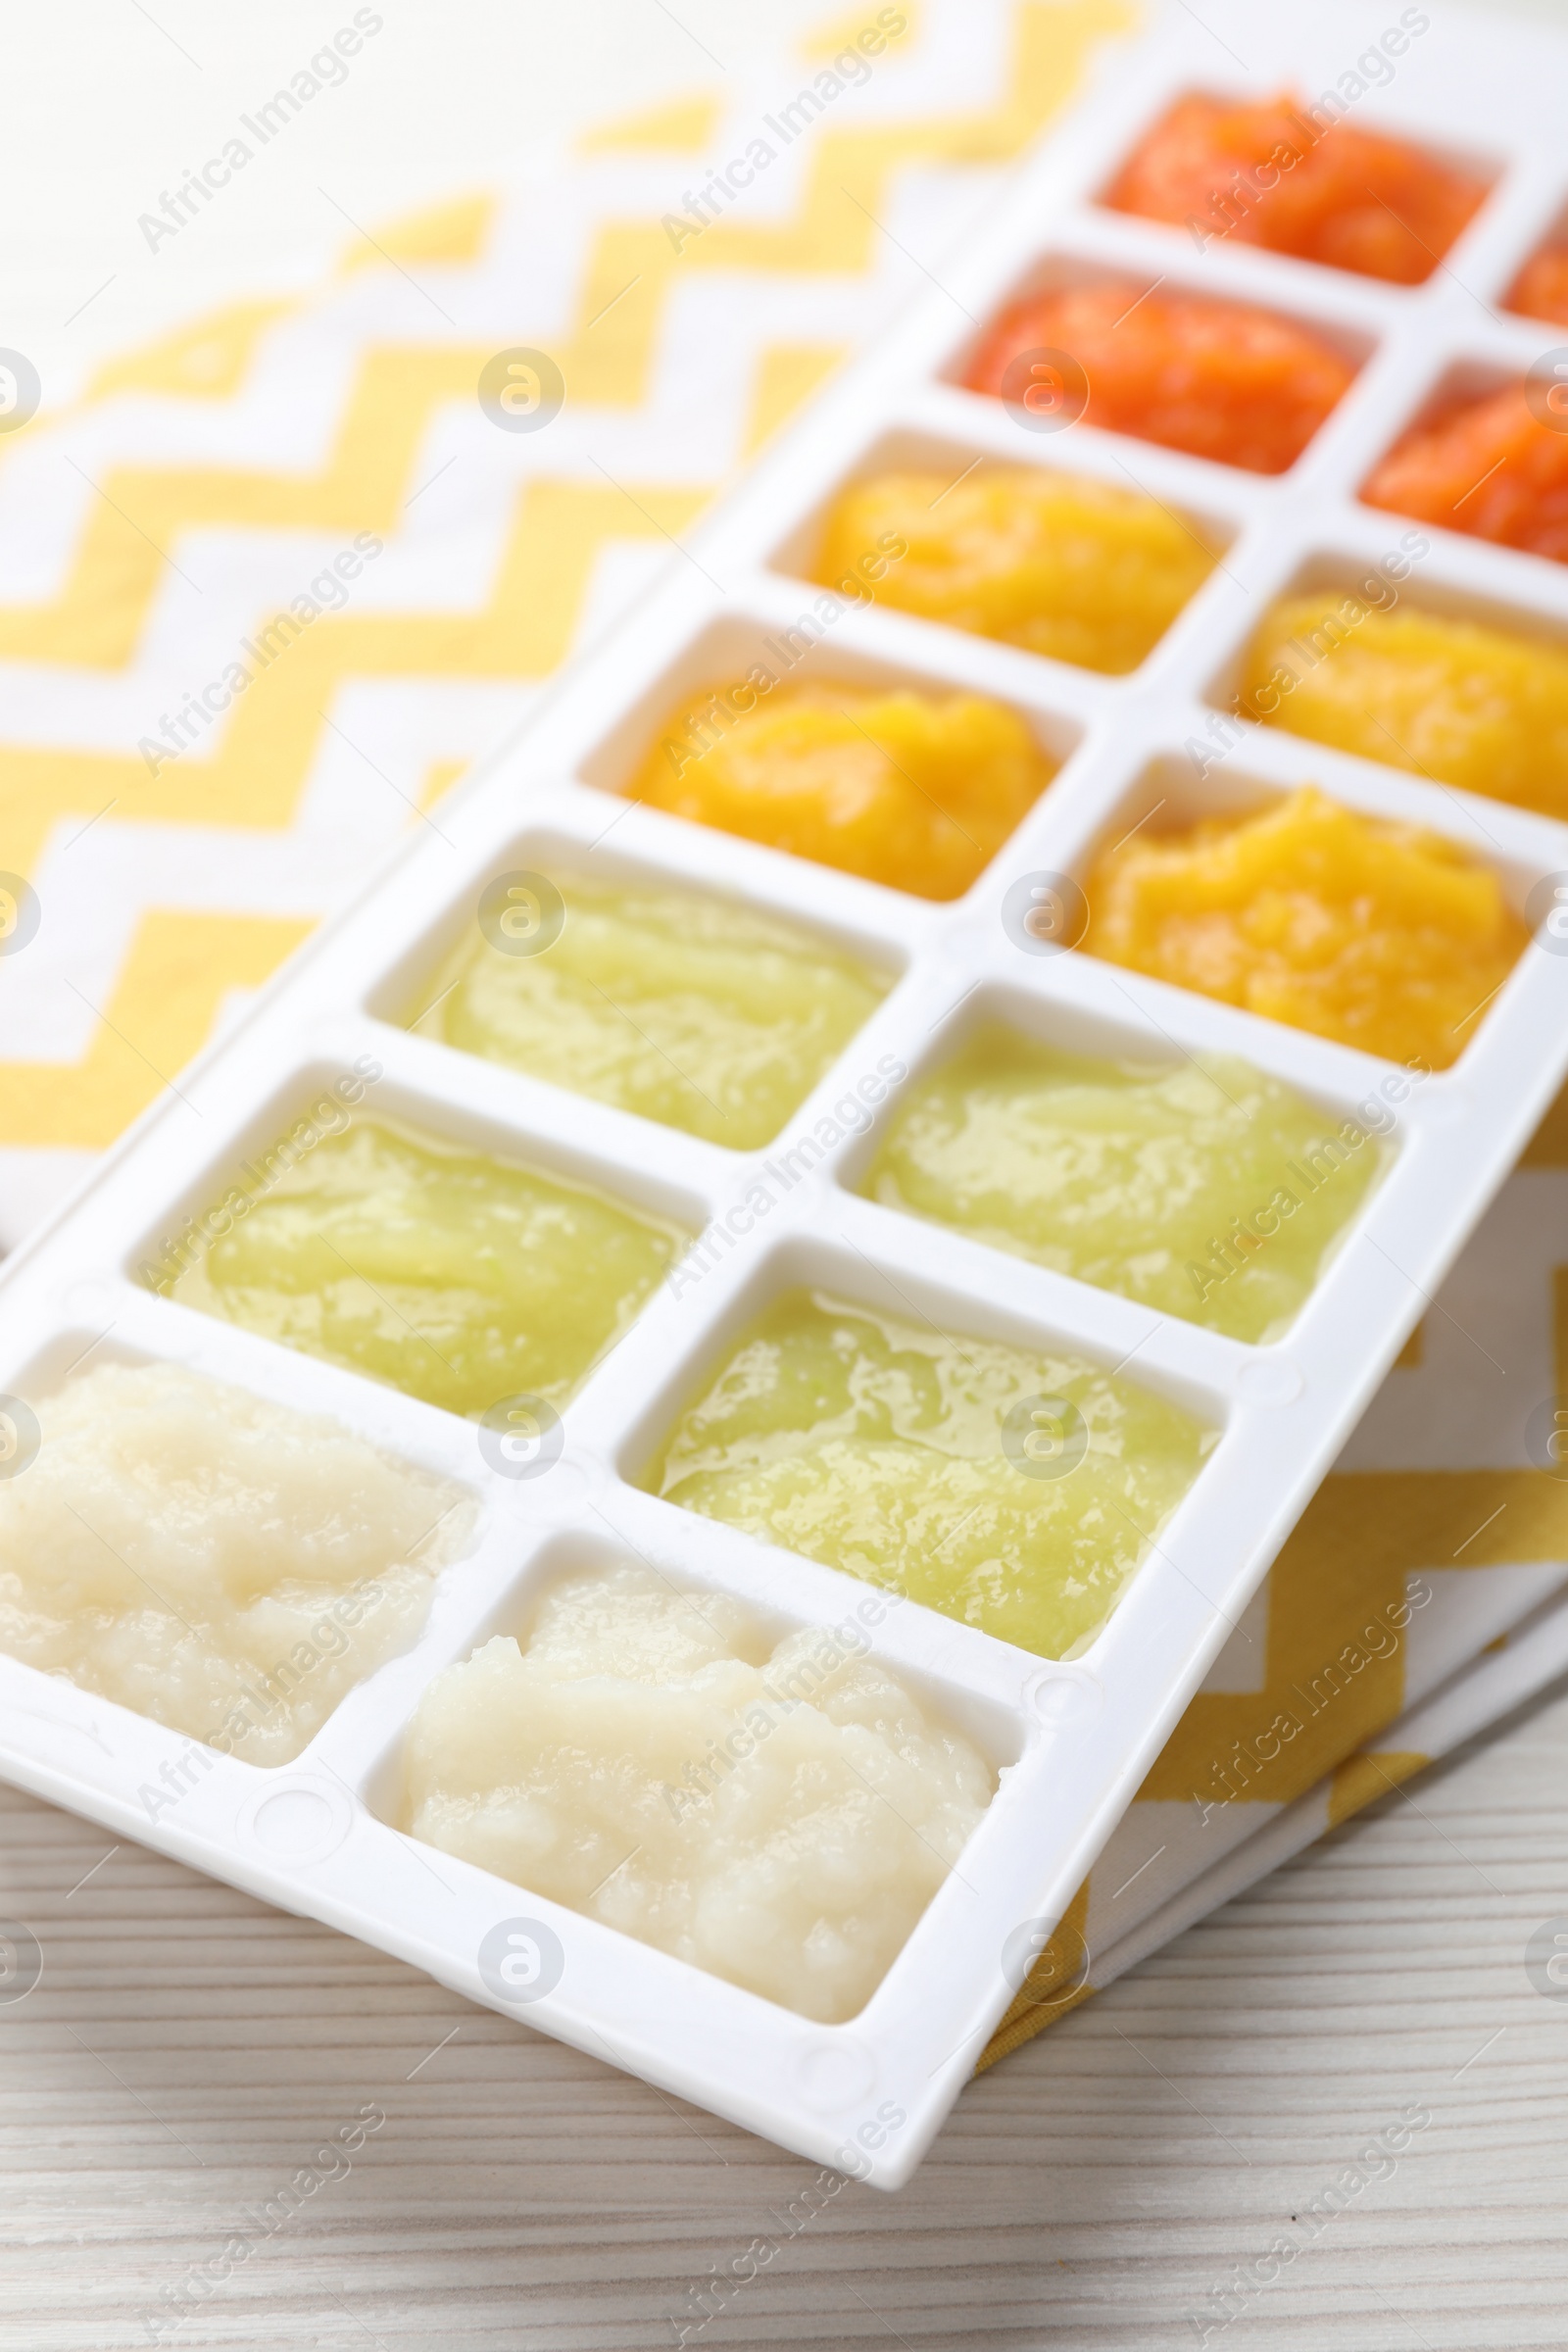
[
  {"left": 814, "top": 468, "right": 1217, "bottom": 673},
  {"left": 1084, "top": 786, "right": 1527, "bottom": 1070},
  {"left": 628, "top": 681, "right": 1054, "bottom": 901},
  {"left": 1244, "top": 592, "right": 1568, "bottom": 821}
]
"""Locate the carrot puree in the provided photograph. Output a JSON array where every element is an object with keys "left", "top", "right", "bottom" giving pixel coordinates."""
[
  {"left": 1508, "top": 237, "right": 1568, "bottom": 326},
  {"left": 963, "top": 281, "right": 1353, "bottom": 475},
  {"left": 1103, "top": 89, "right": 1487, "bottom": 284},
  {"left": 1365, "top": 383, "right": 1568, "bottom": 563}
]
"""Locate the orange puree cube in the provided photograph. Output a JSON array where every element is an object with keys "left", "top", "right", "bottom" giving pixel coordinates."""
[
  {"left": 1084, "top": 787, "right": 1525, "bottom": 1069},
  {"left": 1105, "top": 91, "right": 1487, "bottom": 285},
  {"left": 1508, "top": 238, "right": 1568, "bottom": 327},
  {"left": 627, "top": 681, "right": 1054, "bottom": 901},
  {"left": 1242, "top": 592, "right": 1568, "bottom": 821},
  {"left": 1364, "top": 384, "right": 1568, "bottom": 564},
  {"left": 813, "top": 467, "right": 1217, "bottom": 673},
  {"left": 963, "top": 281, "right": 1353, "bottom": 474}
]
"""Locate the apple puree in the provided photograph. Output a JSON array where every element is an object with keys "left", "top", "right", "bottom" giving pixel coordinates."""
[
  {"left": 403, "top": 1559, "right": 993, "bottom": 2023},
  {"left": 0, "top": 1360, "right": 471, "bottom": 1764},
  {"left": 644, "top": 1290, "right": 1213, "bottom": 1659},
  {"left": 412, "top": 874, "right": 886, "bottom": 1151},
  {"left": 165, "top": 1116, "right": 685, "bottom": 1418},
  {"left": 863, "top": 1031, "right": 1383, "bottom": 1344}
]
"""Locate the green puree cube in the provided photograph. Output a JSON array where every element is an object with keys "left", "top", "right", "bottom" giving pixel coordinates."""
[
  {"left": 163, "top": 1116, "right": 686, "bottom": 1418},
  {"left": 644, "top": 1289, "right": 1215, "bottom": 1660},
  {"left": 862, "top": 1028, "right": 1385, "bottom": 1344},
  {"left": 408, "top": 874, "right": 888, "bottom": 1151}
]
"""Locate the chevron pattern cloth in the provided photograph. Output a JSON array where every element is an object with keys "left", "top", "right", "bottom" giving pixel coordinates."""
[{"left": 1, "top": 0, "right": 1564, "bottom": 2073}]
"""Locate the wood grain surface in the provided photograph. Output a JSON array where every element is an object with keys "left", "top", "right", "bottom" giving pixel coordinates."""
[{"left": 5, "top": 1678, "right": 1568, "bottom": 2351}]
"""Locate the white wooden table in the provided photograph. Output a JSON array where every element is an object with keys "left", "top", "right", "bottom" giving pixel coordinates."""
[{"left": 6, "top": 1680, "right": 1567, "bottom": 2350}]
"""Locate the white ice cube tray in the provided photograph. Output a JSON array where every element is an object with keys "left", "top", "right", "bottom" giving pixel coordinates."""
[{"left": 6, "top": 0, "right": 1568, "bottom": 2190}]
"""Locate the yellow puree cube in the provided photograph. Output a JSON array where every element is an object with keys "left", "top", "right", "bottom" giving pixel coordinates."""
[
  {"left": 1085, "top": 787, "right": 1527, "bottom": 1070},
  {"left": 629, "top": 681, "right": 1054, "bottom": 901},
  {"left": 815, "top": 467, "right": 1217, "bottom": 674},
  {"left": 1244, "top": 592, "right": 1568, "bottom": 820}
]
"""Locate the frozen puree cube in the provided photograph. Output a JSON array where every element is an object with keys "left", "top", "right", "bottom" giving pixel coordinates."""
[
  {"left": 411, "top": 873, "right": 887, "bottom": 1151},
  {"left": 0, "top": 1359, "right": 473, "bottom": 1764},
  {"left": 813, "top": 467, "right": 1217, "bottom": 672},
  {"left": 644, "top": 1290, "right": 1214, "bottom": 1659},
  {"left": 1084, "top": 787, "right": 1528, "bottom": 1071},
  {"left": 403, "top": 1559, "right": 994, "bottom": 2024},
  {"left": 627, "top": 681, "right": 1055, "bottom": 902},
  {"left": 863, "top": 1030, "right": 1385, "bottom": 1344},
  {"left": 160, "top": 1115, "right": 688, "bottom": 1419},
  {"left": 1363, "top": 382, "right": 1568, "bottom": 565},
  {"left": 964, "top": 281, "right": 1355, "bottom": 476},
  {"left": 1243, "top": 594, "right": 1568, "bottom": 822},
  {"left": 1104, "top": 90, "right": 1486, "bottom": 285},
  {"left": 1507, "top": 233, "right": 1568, "bottom": 326}
]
